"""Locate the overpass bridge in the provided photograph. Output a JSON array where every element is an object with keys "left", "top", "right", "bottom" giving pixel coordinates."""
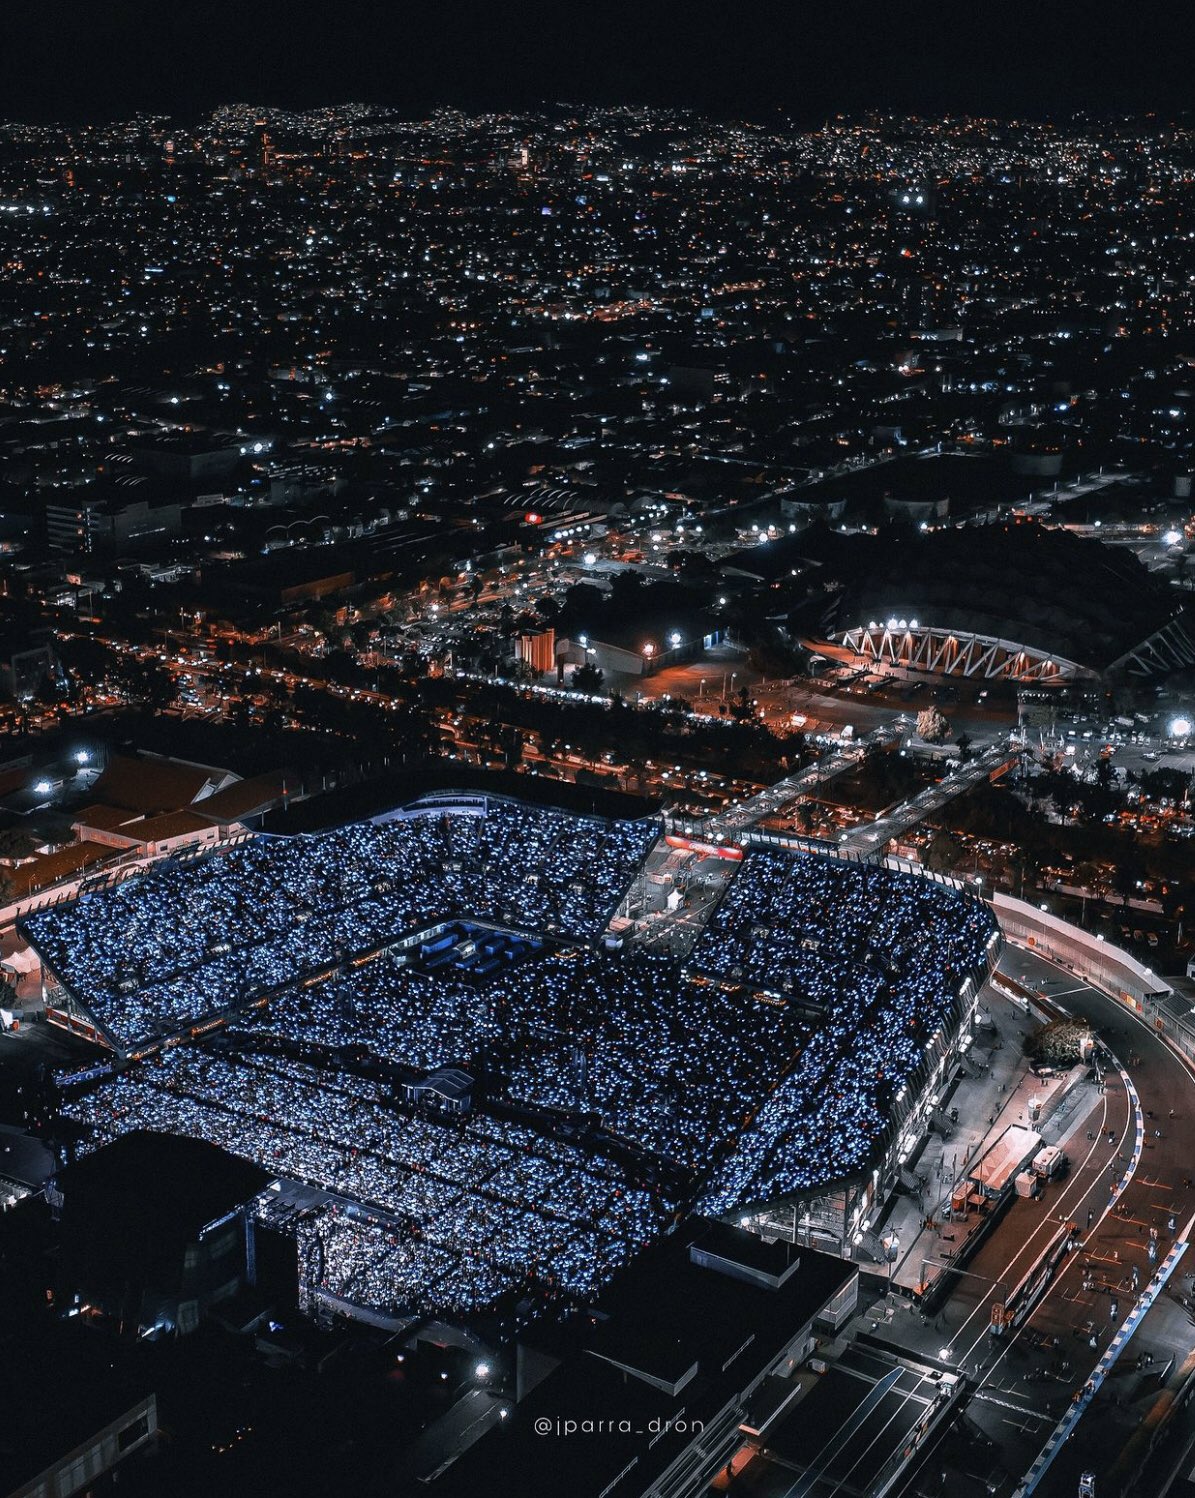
[
  {"left": 704, "top": 725, "right": 898, "bottom": 841},
  {"left": 839, "top": 738, "right": 1019, "bottom": 855}
]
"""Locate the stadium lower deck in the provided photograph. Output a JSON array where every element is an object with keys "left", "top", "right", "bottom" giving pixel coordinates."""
[{"left": 24, "top": 794, "right": 1001, "bottom": 1334}]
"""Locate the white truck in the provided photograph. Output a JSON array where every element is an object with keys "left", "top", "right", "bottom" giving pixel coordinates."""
[{"left": 1032, "top": 1144, "right": 1068, "bottom": 1181}]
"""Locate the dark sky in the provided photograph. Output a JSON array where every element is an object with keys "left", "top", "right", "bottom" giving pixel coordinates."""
[{"left": 3, "top": 1, "right": 1192, "bottom": 124}]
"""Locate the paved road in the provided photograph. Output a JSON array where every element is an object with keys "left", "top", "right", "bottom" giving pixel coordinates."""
[
  {"left": 694, "top": 728, "right": 1013, "bottom": 852},
  {"left": 879, "top": 946, "right": 1195, "bottom": 1497},
  {"left": 1012, "top": 949, "right": 1195, "bottom": 1497}
]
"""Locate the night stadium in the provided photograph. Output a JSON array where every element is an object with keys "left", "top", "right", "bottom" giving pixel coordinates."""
[
  {"left": 21, "top": 793, "right": 1000, "bottom": 1336},
  {"left": 811, "top": 521, "right": 1195, "bottom": 683}
]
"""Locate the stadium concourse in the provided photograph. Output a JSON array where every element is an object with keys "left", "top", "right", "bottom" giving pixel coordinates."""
[{"left": 22, "top": 793, "right": 1001, "bottom": 1335}]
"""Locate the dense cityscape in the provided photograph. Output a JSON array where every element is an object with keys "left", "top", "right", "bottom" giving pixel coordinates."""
[{"left": 5, "top": 90, "right": 1195, "bottom": 1498}]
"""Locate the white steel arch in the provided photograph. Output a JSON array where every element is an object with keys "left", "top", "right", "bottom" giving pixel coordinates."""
[{"left": 835, "top": 622, "right": 1092, "bottom": 684}]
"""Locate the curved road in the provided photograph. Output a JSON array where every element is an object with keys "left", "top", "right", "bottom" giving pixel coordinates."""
[{"left": 891, "top": 946, "right": 1195, "bottom": 1497}]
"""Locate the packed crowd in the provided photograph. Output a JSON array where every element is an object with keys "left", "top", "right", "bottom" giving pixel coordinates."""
[
  {"left": 491, "top": 951, "right": 810, "bottom": 1169},
  {"left": 24, "top": 800, "right": 657, "bottom": 1051},
  {"left": 233, "top": 945, "right": 809, "bottom": 1170},
  {"left": 691, "top": 850, "right": 999, "bottom": 1214},
  {"left": 294, "top": 1199, "right": 639, "bottom": 1321},
  {"left": 244, "top": 956, "right": 497, "bottom": 1075},
  {"left": 296, "top": 1207, "right": 464, "bottom": 1318},
  {"left": 690, "top": 850, "right": 996, "bottom": 1003},
  {"left": 55, "top": 830, "right": 1003, "bottom": 1320},
  {"left": 64, "top": 1045, "right": 667, "bottom": 1317}
]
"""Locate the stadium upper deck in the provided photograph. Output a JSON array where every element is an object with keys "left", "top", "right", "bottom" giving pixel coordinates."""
[{"left": 23, "top": 796, "right": 656, "bottom": 1055}]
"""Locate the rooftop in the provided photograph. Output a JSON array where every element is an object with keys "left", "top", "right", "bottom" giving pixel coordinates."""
[{"left": 436, "top": 1218, "right": 857, "bottom": 1498}]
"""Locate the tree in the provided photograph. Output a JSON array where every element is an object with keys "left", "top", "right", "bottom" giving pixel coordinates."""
[
  {"left": 227, "top": 695, "right": 254, "bottom": 730},
  {"left": 1074, "top": 859, "right": 1108, "bottom": 900},
  {"left": 500, "top": 725, "right": 524, "bottom": 769},
  {"left": 1009, "top": 841, "right": 1045, "bottom": 900},
  {"left": 557, "top": 582, "right": 605, "bottom": 623},
  {"left": 571, "top": 661, "right": 605, "bottom": 694},
  {"left": 1139, "top": 766, "right": 1189, "bottom": 803},
  {"left": 0, "top": 828, "right": 35, "bottom": 861},
  {"left": 34, "top": 674, "right": 63, "bottom": 710},
  {"left": 1111, "top": 851, "right": 1144, "bottom": 908},
  {"left": 668, "top": 549, "right": 717, "bottom": 581},
  {"left": 1025, "top": 1019, "right": 1092, "bottom": 1066},
  {"left": 57, "top": 636, "right": 115, "bottom": 687},
  {"left": 609, "top": 570, "right": 644, "bottom": 608},
  {"left": 118, "top": 659, "right": 177, "bottom": 711},
  {"left": 925, "top": 831, "right": 961, "bottom": 873},
  {"left": 916, "top": 706, "right": 951, "bottom": 743}
]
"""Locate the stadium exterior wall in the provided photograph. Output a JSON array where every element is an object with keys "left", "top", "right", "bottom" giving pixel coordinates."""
[
  {"left": 734, "top": 952, "right": 994, "bottom": 1260},
  {"left": 731, "top": 852, "right": 1002, "bottom": 1261}
]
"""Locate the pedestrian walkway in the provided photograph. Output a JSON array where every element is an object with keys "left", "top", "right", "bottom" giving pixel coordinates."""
[
  {"left": 705, "top": 728, "right": 893, "bottom": 839},
  {"left": 877, "top": 988, "right": 1090, "bottom": 1295},
  {"left": 839, "top": 738, "right": 1017, "bottom": 854}
]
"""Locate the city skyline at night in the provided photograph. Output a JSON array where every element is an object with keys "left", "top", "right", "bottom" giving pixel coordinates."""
[{"left": 5, "top": 15, "right": 1195, "bottom": 1498}]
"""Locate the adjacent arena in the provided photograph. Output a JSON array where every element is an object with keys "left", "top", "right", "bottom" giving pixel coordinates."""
[{"left": 815, "top": 521, "right": 1195, "bottom": 682}]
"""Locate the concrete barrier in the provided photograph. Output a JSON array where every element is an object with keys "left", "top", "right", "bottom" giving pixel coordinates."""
[{"left": 991, "top": 892, "right": 1171, "bottom": 1013}]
